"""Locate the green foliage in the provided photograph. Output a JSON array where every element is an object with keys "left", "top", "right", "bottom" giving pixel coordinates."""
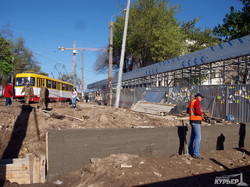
[
  {"left": 0, "top": 25, "right": 41, "bottom": 78},
  {"left": 181, "top": 18, "right": 219, "bottom": 53},
  {"left": 11, "top": 37, "right": 41, "bottom": 73},
  {"left": 0, "top": 24, "right": 13, "bottom": 39},
  {"left": 114, "top": 0, "right": 186, "bottom": 72},
  {"left": 0, "top": 37, "right": 13, "bottom": 76},
  {"left": 95, "top": 0, "right": 187, "bottom": 73},
  {"left": 95, "top": 0, "right": 219, "bottom": 74},
  {"left": 190, "top": 74, "right": 209, "bottom": 85},
  {"left": 94, "top": 50, "right": 109, "bottom": 73},
  {"left": 58, "top": 73, "right": 72, "bottom": 83},
  {"left": 213, "top": 0, "right": 250, "bottom": 41}
]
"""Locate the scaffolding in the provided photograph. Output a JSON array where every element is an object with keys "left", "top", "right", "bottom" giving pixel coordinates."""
[
  {"left": 88, "top": 35, "right": 250, "bottom": 90},
  {"left": 120, "top": 56, "right": 250, "bottom": 88}
]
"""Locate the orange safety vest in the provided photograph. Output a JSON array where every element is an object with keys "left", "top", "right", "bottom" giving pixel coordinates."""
[{"left": 188, "top": 99, "right": 202, "bottom": 121}]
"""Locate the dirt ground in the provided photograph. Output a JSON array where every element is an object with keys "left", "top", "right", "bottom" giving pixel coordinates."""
[{"left": 0, "top": 99, "right": 249, "bottom": 187}]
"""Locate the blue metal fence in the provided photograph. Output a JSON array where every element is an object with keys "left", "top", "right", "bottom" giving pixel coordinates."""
[{"left": 110, "top": 84, "right": 250, "bottom": 124}]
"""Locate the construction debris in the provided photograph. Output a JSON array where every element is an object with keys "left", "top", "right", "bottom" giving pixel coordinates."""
[
  {"left": 43, "top": 110, "right": 84, "bottom": 121},
  {"left": 120, "top": 164, "right": 133, "bottom": 168},
  {"left": 203, "top": 113, "right": 225, "bottom": 124},
  {"left": 132, "top": 101, "right": 176, "bottom": 116}
]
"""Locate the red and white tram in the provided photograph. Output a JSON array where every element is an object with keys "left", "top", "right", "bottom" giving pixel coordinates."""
[{"left": 15, "top": 72, "right": 73, "bottom": 102}]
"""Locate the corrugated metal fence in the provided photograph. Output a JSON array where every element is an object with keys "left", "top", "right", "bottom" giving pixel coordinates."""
[{"left": 106, "top": 84, "right": 250, "bottom": 123}]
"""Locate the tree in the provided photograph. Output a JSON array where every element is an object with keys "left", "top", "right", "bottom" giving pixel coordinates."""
[
  {"left": 94, "top": 50, "right": 109, "bottom": 73},
  {"left": 0, "top": 24, "right": 13, "bottom": 39},
  {"left": 95, "top": 0, "right": 187, "bottom": 73},
  {"left": 0, "top": 25, "right": 13, "bottom": 77},
  {"left": 126, "top": 0, "right": 186, "bottom": 69},
  {"left": 0, "top": 37, "right": 12, "bottom": 76},
  {"left": 180, "top": 18, "right": 219, "bottom": 53},
  {"left": 11, "top": 38, "right": 40, "bottom": 73},
  {"left": 0, "top": 25, "right": 41, "bottom": 87},
  {"left": 95, "top": 0, "right": 219, "bottom": 75},
  {"left": 213, "top": 0, "right": 250, "bottom": 41},
  {"left": 58, "top": 73, "right": 72, "bottom": 83},
  {"left": 0, "top": 25, "right": 41, "bottom": 74}
]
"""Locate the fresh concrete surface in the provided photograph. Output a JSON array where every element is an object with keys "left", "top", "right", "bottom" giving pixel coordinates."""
[{"left": 46, "top": 124, "right": 250, "bottom": 181}]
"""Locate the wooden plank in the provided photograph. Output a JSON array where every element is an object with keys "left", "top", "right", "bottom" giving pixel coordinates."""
[
  {"left": 8, "top": 178, "right": 31, "bottom": 184},
  {"left": 0, "top": 166, "right": 29, "bottom": 172},
  {"left": 32, "top": 157, "right": 40, "bottom": 183},
  {"left": 0, "top": 172, "right": 30, "bottom": 180},
  {"left": 0, "top": 164, "right": 29, "bottom": 171},
  {"left": 4, "top": 172, "right": 30, "bottom": 178},
  {"left": 0, "top": 154, "right": 46, "bottom": 184},
  {"left": 0, "top": 158, "right": 29, "bottom": 164},
  {"left": 40, "top": 155, "right": 46, "bottom": 183},
  {"left": 28, "top": 154, "right": 34, "bottom": 184}
]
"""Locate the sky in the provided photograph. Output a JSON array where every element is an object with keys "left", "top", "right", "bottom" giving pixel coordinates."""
[{"left": 0, "top": 0, "right": 244, "bottom": 90}]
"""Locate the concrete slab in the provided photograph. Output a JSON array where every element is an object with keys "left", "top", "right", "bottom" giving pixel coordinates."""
[
  {"left": 131, "top": 101, "right": 176, "bottom": 116},
  {"left": 46, "top": 124, "right": 250, "bottom": 181}
]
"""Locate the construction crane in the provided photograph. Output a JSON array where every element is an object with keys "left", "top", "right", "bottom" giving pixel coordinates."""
[{"left": 58, "top": 41, "right": 106, "bottom": 100}]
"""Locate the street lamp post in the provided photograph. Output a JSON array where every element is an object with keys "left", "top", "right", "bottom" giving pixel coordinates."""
[
  {"left": 72, "top": 41, "right": 77, "bottom": 88},
  {"left": 115, "top": 0, "right": 131, "bottom": 108},
  {"left": 108, "top": 9, "right": 126, "bottom": 106},
  {"left": 81, "top": 50, "right": 84, "bottom": 100}
]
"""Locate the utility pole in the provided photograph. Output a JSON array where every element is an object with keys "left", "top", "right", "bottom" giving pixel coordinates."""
[
  {"left": 108, "top": 21, "right": 114, "bottom": 106},
  {"left": 58, "top": 43, "right": 106, "bottom": 99},
  {"left": 115, "top": 0, "right": 131, "bottom": 108},
  {"left": 109, "top": 9, "right": 126, "bottom": 106}
]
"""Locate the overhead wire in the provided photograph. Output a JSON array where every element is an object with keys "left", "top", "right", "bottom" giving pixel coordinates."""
[
  {"left": 35, "top": 51, "right": 106, "bottom": 83},
  {"left": 11, "top": 26, "right": 105, "bottom": 47}
]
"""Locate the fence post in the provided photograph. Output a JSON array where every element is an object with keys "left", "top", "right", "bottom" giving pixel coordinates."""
[{"left": 225, "top": 85, "right": 229, "bottom": 118}]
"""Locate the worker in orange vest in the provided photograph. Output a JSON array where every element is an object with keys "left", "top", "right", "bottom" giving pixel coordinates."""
[{"left": 187, "top": 93, "right": 204, "bottom": 160}]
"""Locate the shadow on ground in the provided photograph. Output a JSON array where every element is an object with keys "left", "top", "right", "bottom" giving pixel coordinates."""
[{"left": 136, "top": 165, "right": 250, "bottom": 187}]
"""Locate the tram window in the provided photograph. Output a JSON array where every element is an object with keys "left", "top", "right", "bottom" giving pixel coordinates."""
[
  {"left": 56, "top": 82, "right": 60, "bottom": 90},
  {"left": 52, "top": 81, "right": 56, "bottom": 89},
  {"left": 47, "top": 80, "right": 52, "bottom": 88},
  {"left": 38, "top": 78, "right": 42, "bottom": 87},
  {"left": 30, "top": 77, "right": 35, "bottom": 86},
  {"left": 67, "top": 84, "right": 73, "bottom": 91},
  {"left": 42, "top": 79, "right": 44, "bottom": 87},
  {"left": 16, "top": 77, "right": 35, "bottom": 86},
  {"left": 16, "top": 78, "right": 27, "bottom": 86},
  {"left": 62, "top": 84, "right": 66, "bottom": 90}
]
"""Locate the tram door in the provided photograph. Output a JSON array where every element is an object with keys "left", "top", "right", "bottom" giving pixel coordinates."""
[{"left": 37, "top": 78, "right": 44, "bottom": 88}]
